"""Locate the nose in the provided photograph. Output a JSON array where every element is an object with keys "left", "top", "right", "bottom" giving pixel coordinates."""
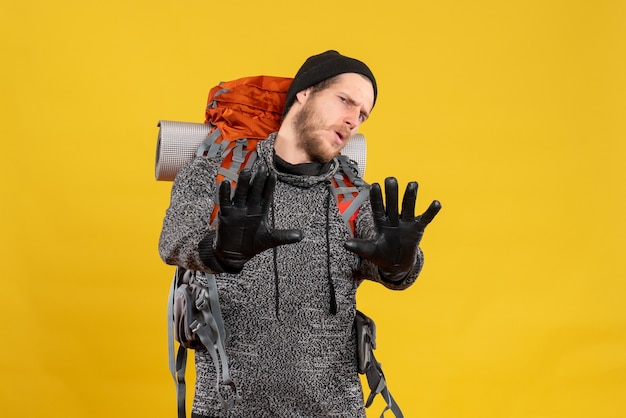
[{"left": 343, "top": 109, "right": 360, "bottom": 130}]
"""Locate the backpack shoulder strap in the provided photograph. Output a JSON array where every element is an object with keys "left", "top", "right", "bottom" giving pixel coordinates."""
[
  {"left": 206, "top": 144, "right": 259, "bottom": 227},
  {"left": 167, "top": 267, "right": 188, "bottom": 418},
  {"left": 329, "top": 155, "right": 370, "bottom": 237},
  {"left": 356, "top": 310, "right": 404, "bottom": 418},
  {"left": 168, "top": 267, "right": 240, "bottom": 417}
]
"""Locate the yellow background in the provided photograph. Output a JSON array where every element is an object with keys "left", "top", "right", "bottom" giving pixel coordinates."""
[{"left": 2, "top": 0, "right": 625, "bottom": 417}]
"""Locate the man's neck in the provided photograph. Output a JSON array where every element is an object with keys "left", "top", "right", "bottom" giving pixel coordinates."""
[
  {"left": 273, "top": 153, "right": 331, "bottom": 176},
  {"left": 273, "top": 128, "right": 311, "bottom": 165}
]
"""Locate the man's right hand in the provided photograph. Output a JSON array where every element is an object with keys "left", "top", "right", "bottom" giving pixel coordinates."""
[{"left": 214, "top": 165, "right": 303, "bottom": 270}]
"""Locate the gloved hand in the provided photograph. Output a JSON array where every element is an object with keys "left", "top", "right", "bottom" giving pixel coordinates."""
[
  {"left": 214, "top": 166, "right": 303, "bottom": 270},
  {"left": 344, "top": 177, "right": 441, "bottom": 281}
]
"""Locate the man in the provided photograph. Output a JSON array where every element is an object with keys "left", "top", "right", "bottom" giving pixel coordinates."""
[{"left": 159, "top": 50, "right": 441, "bottom": 417}]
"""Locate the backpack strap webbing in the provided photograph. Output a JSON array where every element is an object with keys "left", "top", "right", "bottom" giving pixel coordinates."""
[
  {"left": 168, "top": 268, "right": 240, "bottom": 417},
  {"left": 364, "top": 349, "right": 404, "bottom": 417},
  {"left": 167, "top": 267, "right": 187, "bottom": 418},
  {"left": 330, "top": 155, "right": 370, "bottom": 237},
  {"left": 202, "top": 137, "right": 259, "bottom": 227},
  {"left": 356, "top": 310, "right": 404, "bottom": 417}
]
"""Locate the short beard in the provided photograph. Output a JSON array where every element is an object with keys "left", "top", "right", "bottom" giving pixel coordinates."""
[{"left": 292, "top": 100, "right": 339, "bottom": 163}]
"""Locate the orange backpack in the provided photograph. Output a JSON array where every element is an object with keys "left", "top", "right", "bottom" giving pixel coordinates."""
[{"left": 195, "top": 75, "right": 367, "bottom": 233}]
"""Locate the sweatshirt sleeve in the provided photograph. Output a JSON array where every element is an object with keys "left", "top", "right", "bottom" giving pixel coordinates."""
[
  {"left": 158, "top": 156, "right": 224, "bottom": 273},
  {"left": 352, "top": 195, "right": 423, "bottom": 290}
]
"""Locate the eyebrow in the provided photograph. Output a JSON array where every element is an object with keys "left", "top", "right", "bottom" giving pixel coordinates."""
[{"left": 343, "top": 93, "right": 371, "bottom": 120}]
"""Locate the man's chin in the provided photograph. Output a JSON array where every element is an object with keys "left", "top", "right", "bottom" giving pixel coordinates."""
[
  {"left": 311, "top": 154, "right": 334, "bottom": 164},
  {"left": 299, "top": 134, "right": 341, "bottom": 163},
  {"left": 317, "top": 148, "right": 341, "bottom": 164}
]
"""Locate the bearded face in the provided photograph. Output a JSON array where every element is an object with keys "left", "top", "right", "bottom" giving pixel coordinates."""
[
  {"left": 287, "top": 73, "right": 374, "bottom": 164},
  {"left": 292, "top": 94, "right": 351, "bottom": 163}
]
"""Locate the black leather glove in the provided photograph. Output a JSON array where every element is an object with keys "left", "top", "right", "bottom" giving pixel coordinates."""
[
  {"left": 214, "top": 166, "right": 303, "bottom": 270},
  {"left": 344, "top": 177, "right": 441, "bottom": 281}
]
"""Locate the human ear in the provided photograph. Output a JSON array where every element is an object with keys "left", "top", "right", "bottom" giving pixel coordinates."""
[{"left": 295, "top": 88, "right": 311, "bottom": 105}]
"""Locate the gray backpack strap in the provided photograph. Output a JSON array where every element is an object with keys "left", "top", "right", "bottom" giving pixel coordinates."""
[
  {"left": 210, "top": 146, "right": 259, "bottom": 220},
  {"left": 167, "top": 267, "right": 189, "bottom": 418},
  {"left": 216, "top": 139, "right": 256, "bottom": 183},
  {"left": 364, "top": 351, "right": 404, "bottom": 418},
  {"left": 192, "top": 272, "right": 240, "bottom": 409},
  {"left": 196, "top": 127, "right": 224, "bottom": 158},
  {"left": 329, "top": 155, "right": 370, "bottom": 237},
  {"left": 195, "top": 85, "right": 231, "bottom": 158},
  {"left": 356, "top": 311, "right": 404, "bottom": 417},
  {"left": 168, "top": 268, "right": 240, "bottom": 417}
]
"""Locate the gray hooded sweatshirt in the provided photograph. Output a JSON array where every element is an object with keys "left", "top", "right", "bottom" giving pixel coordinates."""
[{"left": 159, "top": 134, "right": 423, "bottom": 417}]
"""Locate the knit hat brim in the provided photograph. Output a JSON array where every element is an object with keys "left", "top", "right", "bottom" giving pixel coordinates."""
[{"left": 283, "top": 50, "right": 377, "bottom": 116}]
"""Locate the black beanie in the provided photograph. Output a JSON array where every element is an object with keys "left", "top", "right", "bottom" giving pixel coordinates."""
[{"left": 283, "top": 50, "right": 377, "bottom": 116}]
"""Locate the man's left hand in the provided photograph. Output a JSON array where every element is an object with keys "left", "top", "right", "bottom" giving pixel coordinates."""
[{"left": 344, "top": 177, "right": 441, "bottom": 280}]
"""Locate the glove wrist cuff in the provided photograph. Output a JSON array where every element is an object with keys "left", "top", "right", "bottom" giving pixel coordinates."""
[
  {"left": 199, "top": 231, "right": 244, "bottom": 274},
  {"left": 378, "top": 267, "right": 410, "bottom": 283}
]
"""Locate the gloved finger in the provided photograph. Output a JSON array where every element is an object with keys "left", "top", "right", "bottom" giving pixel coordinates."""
[
  {"left": 247, "top": 166, "right": 268, "bottom": 212},
  {"left": 218, "top": 180, "right": 233, "bottom": 211},
  {"left": 344, "top": 239, "right": 378, "bottom": 259},
  {"left": 233, "top": 169, "right": 252, "bottom": 208},
  {"left": 269, "top": 229, "right": 304, "bottom": 247},
  {"left": 417, "top": 200, "right": 442, "bottom": 227},
  {"left": 369, "top": 183, "right": 385, "bottom": 223},
  {"left": 401, "top": 182, "right": 418, "bottom": 222},
  {"left": 384, "top": 177, "right": 399, "bottom": 225},
  {"left": 260, "top": 172, "right": 277, "bottom": 215}
]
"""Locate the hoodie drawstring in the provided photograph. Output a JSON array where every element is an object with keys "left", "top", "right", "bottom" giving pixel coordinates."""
[
  {"left": 325, "top": 191, "right": 338, "bottom": 315},
  {"left": 271, "top": 200, "right": 280, "bottom": 320}
]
